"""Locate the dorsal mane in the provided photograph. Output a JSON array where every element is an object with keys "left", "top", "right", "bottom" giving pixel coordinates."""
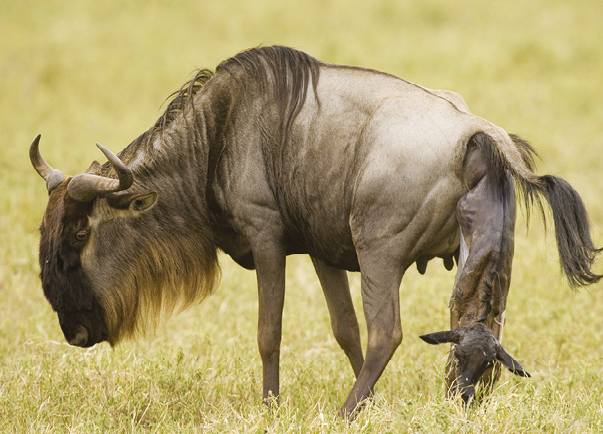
[
  {"left": 156, "top": 69, "right": 215, "bottom": 135},
  {"left": 217, "top": 45, "right": 321, "bottom": 99},
  {"left": 98, "top": 46, "right": 321, "bottom": 174},
  {"left": 102, "top": 68, "right": 214, "bottom": 170},
  {"left": 218, "top": 46, "right": 321, "bottom": 143}
]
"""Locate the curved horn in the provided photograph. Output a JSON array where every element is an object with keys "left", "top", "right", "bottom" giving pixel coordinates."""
[
  {"left": 29, "top": 134, "right": 66, "bottom": 193},
  {"left": 96, "top": 142, "right": 134, "bottom": 190},
  {"left": 67, "top": 143, "right": 134, "bottom": 202}
]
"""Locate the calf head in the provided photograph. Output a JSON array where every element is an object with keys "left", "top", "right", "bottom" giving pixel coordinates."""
[{"left": 420, "top": 323, "right": 530, "bottom": 403}]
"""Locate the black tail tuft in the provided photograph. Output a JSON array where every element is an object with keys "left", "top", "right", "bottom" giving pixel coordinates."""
[
  {"left": 540, "top": 175, "right": 603, "bottom": 288},
  {"left": 506, "top": 135, "right": 602, "bottom": 289}
]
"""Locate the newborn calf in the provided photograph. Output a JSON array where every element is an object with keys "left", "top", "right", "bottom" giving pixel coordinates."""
[{"left": 420, "top": 323, "right": 530, "bottom": 403}]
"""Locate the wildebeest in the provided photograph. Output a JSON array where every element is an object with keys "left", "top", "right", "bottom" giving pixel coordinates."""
[{"left": 30, "top": 46, "right": 600, "bottom": 417}]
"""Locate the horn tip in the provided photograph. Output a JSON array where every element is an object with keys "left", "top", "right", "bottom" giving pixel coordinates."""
[{"left": 31, "top": 134, "right": 42, "bottom": 147}]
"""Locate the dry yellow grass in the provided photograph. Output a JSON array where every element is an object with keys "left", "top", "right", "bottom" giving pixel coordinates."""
[{"left": 2, "top": 1, "right": 603, "bottom": 432}]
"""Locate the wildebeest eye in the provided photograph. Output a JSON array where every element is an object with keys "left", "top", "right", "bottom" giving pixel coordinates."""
[{"left": 76, "top": 230, "right": 89, "bottom": 241}]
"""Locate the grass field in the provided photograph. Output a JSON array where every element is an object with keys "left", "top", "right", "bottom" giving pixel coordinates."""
[{"left": 2, "top": 0, "right": 603, "bottom": 432}]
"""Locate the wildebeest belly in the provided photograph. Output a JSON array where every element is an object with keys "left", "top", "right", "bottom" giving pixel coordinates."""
[
  {"left": 274, "top": 139, "right": 361, "bottom": 270},
  {"left": 217, "top": 66, "right": 473, "bottom": 273},
  {"left": 276, "top": 88, "right": 469, "bottom": 271}
]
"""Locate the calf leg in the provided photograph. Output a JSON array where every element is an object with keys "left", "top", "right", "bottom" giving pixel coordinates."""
[
  {"left": 312, "top": 257, "right": 364, "bottom": 378},
  {"left": 446, "top": 171, "right": 516, "bottom": 396}
]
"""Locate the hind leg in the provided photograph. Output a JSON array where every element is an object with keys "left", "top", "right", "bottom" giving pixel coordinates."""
[
  {"left": 312, "top": 257, "right": 364, "bottom": 377},
  {"left": 340, "top": 254, "right": 404, "bottom": 417},
  {"left": 446, "top": 171, "right": 516, "bottom": 396}
]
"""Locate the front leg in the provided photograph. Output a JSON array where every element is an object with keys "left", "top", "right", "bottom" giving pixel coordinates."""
[{"left": 249, "top": 233, "right": 287, "bottom": 402}]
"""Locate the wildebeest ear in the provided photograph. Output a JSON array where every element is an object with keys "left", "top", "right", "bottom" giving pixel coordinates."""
[
  {"left": 107, "top": 191, "right": 158, "bottom": 211},
  {"left": 128, "top": 191, "right": 158, "bottom": 212},
  {"left": 495, "top": 344, "right": 531, "bottom": 377},
  {"left": 419, "top": 328, "right": 463, "bottom": 345},
  {"left": 85, "top": 160, "right": 101, "bottom": 173}
]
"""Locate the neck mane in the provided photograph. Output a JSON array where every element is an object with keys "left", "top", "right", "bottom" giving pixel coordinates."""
[{"left": 86, "top": 47, "right": 322, "bottom": 343}]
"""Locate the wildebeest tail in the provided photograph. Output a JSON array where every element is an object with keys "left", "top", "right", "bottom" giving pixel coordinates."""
[
  {"left": 537, "top": 173, "right": 602, "bottom": 287},
  {"left": 477, "top": 128, "right": 602, "bottom": 288}
]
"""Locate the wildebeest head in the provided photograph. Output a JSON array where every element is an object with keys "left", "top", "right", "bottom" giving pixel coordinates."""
[
  {"left": 38, "top": 178, "right": 106, "bottom": 347},
  {"left": 420, "top": 323, "right": 530, "bottom": 403},
  {"left": 29, "top": 134, "right": 166, "bottom": 347},
  {"left": 30, "top": 134, "right": 220, "bottom": 347}
]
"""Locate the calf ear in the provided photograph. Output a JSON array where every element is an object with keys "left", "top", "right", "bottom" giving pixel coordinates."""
[
  {"left": 495, "top": 344, "right": 531, "bottom": 377},
  {"left": 420, "top": 328, "right": 463, "bottom": 345}
]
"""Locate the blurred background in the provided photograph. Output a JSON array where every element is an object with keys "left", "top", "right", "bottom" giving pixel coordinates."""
[{"left": 1, "top": 0, "right": 602, "bottom": 430}]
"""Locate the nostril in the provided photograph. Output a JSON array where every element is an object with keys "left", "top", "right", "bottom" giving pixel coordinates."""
[
  {"left": 68, "top": 325, "right": 89, "bottom": 347},
  {"left": 458, "top": 383, "right": 476, "bottom": 404},
  {"left": 461, "top": 388, "right": 475, "bottom": 404}
]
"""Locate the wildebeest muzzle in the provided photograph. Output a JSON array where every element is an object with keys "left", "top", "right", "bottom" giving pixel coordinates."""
[{"left": 58, "top": 307, "right": 108, "bottom": 348}]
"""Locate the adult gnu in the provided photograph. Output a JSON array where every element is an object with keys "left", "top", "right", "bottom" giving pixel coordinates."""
[{"left": 30, "top": 46, "right": 601, "bottom": 418}]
